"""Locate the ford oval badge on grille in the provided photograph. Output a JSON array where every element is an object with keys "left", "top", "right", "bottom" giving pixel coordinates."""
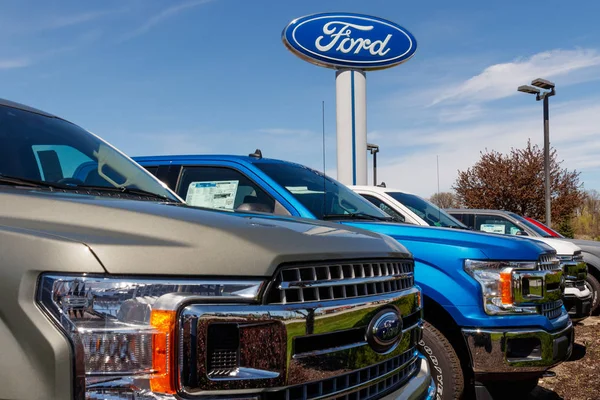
[
  {"left": 367, "top": 309, "right": 403, "bottom": 352},
  {"left": 282, "top": 13, "right": 417, "bottom": 70}
]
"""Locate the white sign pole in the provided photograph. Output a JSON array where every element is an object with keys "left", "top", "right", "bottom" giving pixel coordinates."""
[{"left": 336, "top": 69, "right": 367, "bottom": 186}]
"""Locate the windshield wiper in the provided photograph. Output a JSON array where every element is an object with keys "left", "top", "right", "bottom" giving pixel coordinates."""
[
  {"left": 0, "top": 174, "right": 69, "bottom": 190},
  {"left": 70, "top": 184, "right": 174, "bottom": 202},
  {"left": 322, "top": 212, "right": 395, "bottom": 222},
  {"left": 0, "top": 174, "right": 175, "bottom": 202}
]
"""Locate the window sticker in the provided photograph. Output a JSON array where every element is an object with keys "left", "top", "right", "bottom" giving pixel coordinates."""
[
  {"left": 186, "top": 180, "right": 239, "bottom": 210},
  {"left": 480, "top": 224, "right": 506, "bottom": 234}
]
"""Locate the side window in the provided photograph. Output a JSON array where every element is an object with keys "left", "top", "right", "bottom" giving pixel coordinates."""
[
  {"left": 475, "top": 215, "right": 523, "bottom": 235},
  {"left": 451, "top": 213, "right": 474, "bottom": 228},
  {"left": 32, "top": 145, "right": 93, "bottom": 181},
  {"left": 177, "top": 166, "right": 276, "bottom": 213},
  {"left": 31, "top": 144, "right": 120, "bottom": 185},
  {"left": 32, "top": 145, "right": 127, "bottom": 187},
  {"left": 360, "top": 194, "right": 406, "bottom": 222}
]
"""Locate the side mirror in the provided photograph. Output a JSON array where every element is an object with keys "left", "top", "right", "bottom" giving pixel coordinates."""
[
  {"left": 236, "top": 203, "right": 273, "bottom": 213},
  {"left": 515, "top": 230, "right": 529, "bottom": 236}
]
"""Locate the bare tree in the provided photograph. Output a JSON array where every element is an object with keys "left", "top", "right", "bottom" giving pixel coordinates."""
[
  {"left": 430, "top": 192, "right": 459, "bottom": 209},
  {"left": 453, "top": 140, "right": 584, "bottom": 226}
]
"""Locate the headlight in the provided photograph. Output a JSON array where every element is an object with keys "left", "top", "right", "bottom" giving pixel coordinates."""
[
  {"left": 464, "top": 260, "right": 538, "bottom": 315},
  {"left": 37, "top": 274, "right": 265, "bottom": 400}
]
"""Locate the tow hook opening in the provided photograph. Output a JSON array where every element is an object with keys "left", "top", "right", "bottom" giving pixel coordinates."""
[{"left": 506, "top": 337, "right": 542, "bottom": 361}]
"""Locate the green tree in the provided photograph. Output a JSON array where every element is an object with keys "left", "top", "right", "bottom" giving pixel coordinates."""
[
  {"left": 572, "top": 189, "right": 600, "bottom": 240},
  {"left": 556, "top": 218, "right": 575, "bottom": 239}
]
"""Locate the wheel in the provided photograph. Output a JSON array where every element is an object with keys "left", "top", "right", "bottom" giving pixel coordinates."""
[
  {"left": 418, "top": 321, "right": 464, "bottom": 400},
  {"left": 586, "top": 273, "right": 600, "bottom": 315}
]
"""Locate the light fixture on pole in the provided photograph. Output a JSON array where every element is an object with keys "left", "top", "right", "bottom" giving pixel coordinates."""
[
  {"left": 518, "top": 78, "right": 556, "bottom": 227},
  {"left": 367, "top": 143, "right": 379, "bottom": 186}
]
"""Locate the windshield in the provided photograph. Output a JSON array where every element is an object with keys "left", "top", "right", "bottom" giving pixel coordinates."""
[
  {"left": 0, "top": 104, "right": 178, "bottom": 201},
  {"left": 507, "top": 212, "right": 553, "bottom": 237},
  {"left": 387, "top": 192, "right": 467, "bottom": 228},
  {"left": 255, "top": 162, "right": 393, "bottom": 220}
]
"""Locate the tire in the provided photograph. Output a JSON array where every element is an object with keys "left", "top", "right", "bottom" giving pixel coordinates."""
[
  {"left": 418, "top": 322, "right": 464, "bottom": 400},
  {"left": 586, "top": 273, "right": 600, "bottom": 315}
]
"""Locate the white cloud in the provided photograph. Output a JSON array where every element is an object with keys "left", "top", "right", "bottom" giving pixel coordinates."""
[
  {"left": 0, "top": 29, "right": 104, "bottom": 71},
  {"left": 373, "top": 99, "right": 600, "bottom": 197},
  {"left": 0, "top": 58, "right": 31, "bottom": 69},
  {"left": 437, "top": 104, "right": 483, "bottom": 123},
  {"left": 432, "top": 49, "right": 600, "bottom": 105},
  {"left": 121, "top": 0, "right": 214, "bottom": 41},
  {"left": 40, "top": 10, "right": 117, "bottom": 31}
]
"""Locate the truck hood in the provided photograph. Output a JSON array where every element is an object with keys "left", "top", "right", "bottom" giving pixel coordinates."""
[
  {"left": 0, "top": 188, "right": 409, "bottom": 276},
  {"left": 340, "top": 221, "right": 554, "bottom": 261},
  {"left": 562, "top": 238, "right": 600, "bottom": 253},
  {"left": 526, "top": 236, "right": 581, "bottom": 256}
]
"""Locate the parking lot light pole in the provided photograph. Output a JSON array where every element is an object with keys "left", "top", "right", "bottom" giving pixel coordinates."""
[
  {"left": 518, "top": 78, "right": 556, "bottom": 228},
  {"left": 367, "top": 143, "right": 379, "bottom": 186}
]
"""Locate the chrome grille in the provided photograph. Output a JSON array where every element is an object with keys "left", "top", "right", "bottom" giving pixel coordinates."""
[
  {"left": 266, "top": 348, "right": 419, "bottom": 400},
  {"left": 537, "top": 254, "right": 561, "bottom": 271},
  {"left": 540, "top": 299, "right": 563, "bottom": 319},
  {"left": 573, "top": 252, "right": 584, "bottom": 263},
  {"left": 267, "top": 260, "right": 414, "bottom": 304}
]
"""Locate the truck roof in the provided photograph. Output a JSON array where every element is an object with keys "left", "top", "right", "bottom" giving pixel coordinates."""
[
  {"left": 350, "top": 185, "right": 418, "bottom": 196},
  {"left": 134, "top": 154, "right": 307, "bottom": 166},
  {"left": 0, "top": 97, "right": 58, "bottom": 118},
  {"left": 446, "top": 208, "right": 513, "bottom": 214}
]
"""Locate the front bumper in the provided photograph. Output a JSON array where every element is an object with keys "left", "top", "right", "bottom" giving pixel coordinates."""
[
  {"left": 380, "top": 355, "right": 436, "bottom": 400},
  {"left": 564, "top": 286, "right": 593, "bottom": 321},
  {"left": 462, "top": 320, "right": 573, "bottom": 375}
]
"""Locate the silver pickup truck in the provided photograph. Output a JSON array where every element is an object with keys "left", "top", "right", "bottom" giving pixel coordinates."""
[{"left": 0, "top": 98, "right": 434, "bottom": 400}]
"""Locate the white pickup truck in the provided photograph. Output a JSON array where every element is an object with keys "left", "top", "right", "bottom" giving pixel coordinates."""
[{"left": 351, "top": 185, "right": 592, "bottom": 321}]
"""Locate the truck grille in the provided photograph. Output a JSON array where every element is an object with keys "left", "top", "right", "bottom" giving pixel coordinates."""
[
  {"left": 537, "top": 254, "right": 561, "bottom": 271},
  {"left": 540, "top": 299, "right": 563, "bottom": 319},
  {"left": 266, "top": 260, "right": 414, "bottom": 304},
  {"left": 264, "top": 348, "right": 420, "bottom": 400}
]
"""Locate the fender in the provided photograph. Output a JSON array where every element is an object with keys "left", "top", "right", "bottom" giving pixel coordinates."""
[
  {"left": 0, "top": 225, "right": 106, "bottom": 400},
  {"left": 582, "top": 251, "right": 600, "bottom": 276},
  {"left": 415, "top": 260, "right": 481, "bottom": 327}
]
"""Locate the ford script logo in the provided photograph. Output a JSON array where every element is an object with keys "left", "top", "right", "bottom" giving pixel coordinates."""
[
  {"left": 282, "top": 13, "right": 417, "bottom": 70},
  {"left": 367, "top": 309, "right": 403, "bottom": 352}
]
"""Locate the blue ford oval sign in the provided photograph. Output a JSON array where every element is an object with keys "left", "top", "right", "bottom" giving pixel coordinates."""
[
  {"left": 282, "top": 13, "right": 417, "bottom": 70},
  {"left": 367, "top": 309, "right": 403, "bottom": 352}
]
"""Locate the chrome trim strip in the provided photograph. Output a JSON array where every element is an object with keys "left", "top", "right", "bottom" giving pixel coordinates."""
[
  {"left": 292, "top": 321, "right": 422, "bottom": 359},
  {"left": 292, "top": 341, "right": 365, "bottom": 358},
  {"left": 208, "top": 367, "right": 280, "bottom": 381},
  {"left": 280, "top": 273, "right": 413, "bottom": 289}
]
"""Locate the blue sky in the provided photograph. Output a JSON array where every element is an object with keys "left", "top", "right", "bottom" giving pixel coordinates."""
[{"left": 2, "top": 0, "right": 600, "bottom": 197}]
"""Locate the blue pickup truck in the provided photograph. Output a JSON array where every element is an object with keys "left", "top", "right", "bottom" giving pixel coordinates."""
[{"left": 132, "top": 153, "right": 573, "bottom": 400}]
